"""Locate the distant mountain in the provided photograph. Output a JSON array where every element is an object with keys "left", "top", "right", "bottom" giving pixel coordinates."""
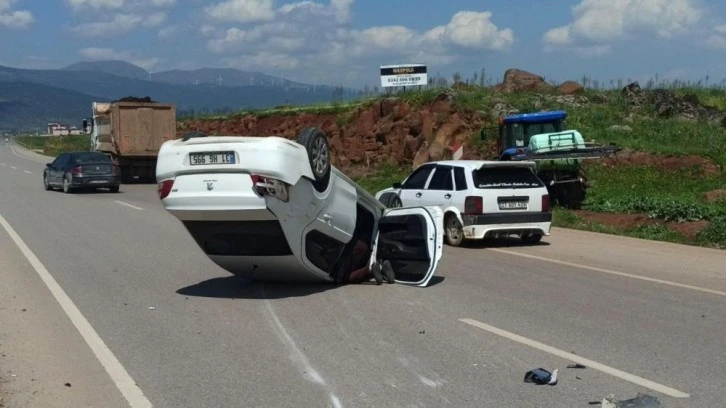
[
  {"left": 151, "top": 68, "right": 310, "bottom": 88},
  {"left": 0, "top": 81, "right": 101, "bottom": 131},
  {"left": 62, "top": 60, "right": 149, "bottom": 81},
  {"left": 0, "top": 61, "right": 360, "bottom": 131}
]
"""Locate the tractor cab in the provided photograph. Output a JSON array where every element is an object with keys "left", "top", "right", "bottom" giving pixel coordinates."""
[{"left": 497, "top": 110, "right": 567, "bottom": 158}]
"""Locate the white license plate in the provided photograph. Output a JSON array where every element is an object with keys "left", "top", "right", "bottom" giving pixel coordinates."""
[
  {"left": 190, "top": 152, "right": 236, "bottom": 166},
  {"left": 89, "top": 179, "right": 107, "bottom": 183},
  {"left": 499, "top": 201, "right": 528, "bottom": 210}
]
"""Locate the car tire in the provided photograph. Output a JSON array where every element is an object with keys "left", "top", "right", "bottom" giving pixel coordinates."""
[
  {"left": 378, "top": 192, "right": 403, "bottom": 208},
  {"left": 444, "top": 213, "right": 464, "bottom": 247},
  {"left": 43, "top": 173, "right": 52, "bottom": 191},
  {"left": 521, "top": 233, "right": 543, "bottom": 244},
  {"left": 109, "top": 185, "right": 120, "bottom": 193},
  {"left": 62, "top": 175, "right": 72, "bottom": 194},
  {"left": 296, "top": 127, "right": 331, "bottom": 193}
]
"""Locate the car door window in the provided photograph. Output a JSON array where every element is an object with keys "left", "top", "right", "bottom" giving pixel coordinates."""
[
  {"left": 454, "top": 167, "right": 468, "bottom": 191},
  {"left": 402, "top": 164, "right": 434, "bottom": 189},
  {"left": 426, "top": 166, "right": 453, "bottom": 191}
]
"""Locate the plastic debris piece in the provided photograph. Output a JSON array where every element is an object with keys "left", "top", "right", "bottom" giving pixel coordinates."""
[
  {"left": 602, "top": 393, "right": 662, "bottom": 407},
  {"left": 523, "top": 368, "right": 558, "bottom": 385},
  {"left": 567, "top": 363, "right": 586, "bottom": 369},
  {"left": 147, "top": 306, "right": 156, "bottom": 310}
]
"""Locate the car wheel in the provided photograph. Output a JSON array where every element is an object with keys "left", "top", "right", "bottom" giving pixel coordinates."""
[
  {"left": 62, "top": 175, "right": 72, "bottom": 194},
  {"left": 109, "top": 185, "right": 120, "bottom": 193},
  {"left": 521, "top": 233, "right": 543, "bottom": 244},
  {"left": 296, "top": 127, "right": 331, "bottom": 193},
  {"left": 43, "top": 173, "right": 51, "bottom": 191},
  {"left": 444, "top": 214, "right": 464, "bottom": 247},
  {"left": 378, "top": 192, "right": 403, "bottom": 208}
]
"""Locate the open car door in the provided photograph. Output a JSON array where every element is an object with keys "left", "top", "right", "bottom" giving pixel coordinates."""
[{"left": 370, "top": 206, "right": 444, "bottom": 287}]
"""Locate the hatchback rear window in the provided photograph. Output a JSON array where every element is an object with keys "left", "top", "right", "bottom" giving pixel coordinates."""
[
  {"left": 72, "top": 153, "right": 112, "bottom": 164},
  {"left": 472, "top": 167, "right": 544, "bottom": 189}
]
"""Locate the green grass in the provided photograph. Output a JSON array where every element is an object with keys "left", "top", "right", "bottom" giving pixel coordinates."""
[
  {"left": 14, "top": 135, "right": 46, "bottom": 150},
  {"left": 552, "top": 208, "right": 689, "bottom": 245},
  {"left": 582, "top": 166, "right": 726, "bottom": 222},
  {"left": 15, "top": 135, "right": 91, "bottom": 157},
  {"left": 353, "top": 163, "right": 410, "bottom": 195}
]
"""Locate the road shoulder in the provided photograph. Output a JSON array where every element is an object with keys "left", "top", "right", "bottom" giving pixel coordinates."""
[{"left": 0, "top": 226, "right": 128, "bottom": 408}]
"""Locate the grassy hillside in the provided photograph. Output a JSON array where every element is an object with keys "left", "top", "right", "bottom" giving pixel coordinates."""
[{"left": 183, "top": 74, "right": 726, "bottom": 248}]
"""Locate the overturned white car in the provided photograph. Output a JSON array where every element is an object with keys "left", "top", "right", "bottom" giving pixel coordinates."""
[{"left": 156, "top": 128, "right": 444, "bottom": 287}]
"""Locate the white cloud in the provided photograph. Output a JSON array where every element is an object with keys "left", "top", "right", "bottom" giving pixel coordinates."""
[
  {"left": 65, "top": 0, "right": 175, "bottom": 37},
  {"left": 706, "top": 24, "right": 726, "bottom": 49},
  {"left": 0, "top": 0, "right": 34, "bottom": 29},
  {"left": 543, "top": 0, "right": 702, "bottom": 54},
  {"left": 205, "top": 2, "right": 514, "bottom": 76},
  {"left": 79, "top": 47, "right": 161, "bottom": 71},
  {"left": 205, "top": 0, "right": 275, "bottom": 23},
  {"left": 65, "top": 0, "right": 175, "bottom": 11},
  {"left": 70, "top": 12, "right": 167, "bottom": 36}
]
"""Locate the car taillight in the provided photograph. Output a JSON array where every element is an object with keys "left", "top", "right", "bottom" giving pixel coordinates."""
[
  {"left": 158, "top": 179, "right": 175, "bottom": 200},
  {"left": 251, "top": 174, "right": 289, "bottom": 202},
  {"left": 542, "top": 194, "right": 551, "bottom": 212},
  {"left": 464, "top": 196, "right": 483, "bottom": 215},
  {"left": 71, "top": 165, "right": 83, "bottom": 175},
  {"left": 112, "top": 165, "right": 121, "bottom": 175}
]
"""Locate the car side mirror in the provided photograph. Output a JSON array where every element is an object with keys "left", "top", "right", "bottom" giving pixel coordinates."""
[
  {"left": 46, "top": 163, "right": 51, "bottom": 168},
  {"left": 392, "top": 182, "right": 402, "bottom": 189}
]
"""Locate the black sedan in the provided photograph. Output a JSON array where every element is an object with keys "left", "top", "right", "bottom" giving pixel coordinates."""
[{"left": 43, "top": 151, "right": 121, "bottom": 193}]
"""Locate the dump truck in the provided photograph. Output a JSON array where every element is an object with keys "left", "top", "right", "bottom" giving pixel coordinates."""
[
  {"left": 491, "top": 110, "right": 620, "bottom": 208},
  {"left": 85, "top": 98, "right": 176, "bottom": 183}
]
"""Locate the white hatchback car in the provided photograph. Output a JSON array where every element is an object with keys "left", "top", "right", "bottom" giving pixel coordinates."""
[
  {"left": 375, "top": 160, "right": 552, "bottom": 247},
  {"left": 155, "top": 128, "right": 444, "bottom": 287}
]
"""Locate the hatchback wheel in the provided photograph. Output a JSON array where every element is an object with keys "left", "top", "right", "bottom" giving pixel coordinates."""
[
  {"left": 43, "top": 174, "right": 51, "bottom": 191},
  {"left": 445, "top": 214, "right": 464, "bottom": 247},
  {"left": 521, "top": 233, "right": 543, "bottom": 244}
]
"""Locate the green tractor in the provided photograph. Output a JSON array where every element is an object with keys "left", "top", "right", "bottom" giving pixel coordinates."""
[{"left": 492, "top": 110, "right": 620, "bottom": 208}]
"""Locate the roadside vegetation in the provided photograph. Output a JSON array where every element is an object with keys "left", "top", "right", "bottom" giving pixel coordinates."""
[{"left": 15, "top": 134, "right": 91, "bottom": 157}]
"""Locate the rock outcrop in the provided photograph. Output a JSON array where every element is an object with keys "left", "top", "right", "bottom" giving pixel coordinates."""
[
  {"left": 496, "top": 69, "right": 554, "bottom": 94},
  {"left": 180, "top": 96, "right": 492, "bottom": 173}
]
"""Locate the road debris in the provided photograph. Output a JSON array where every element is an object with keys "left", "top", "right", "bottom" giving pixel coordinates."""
[
  {"left": 600, "top": 393, "right": 663, "bottom": 407},
  {"left": 567, "top": 363, "right": 587, "bottom": 369},
  {"left": 523, "top": 367, "right": 558, "bottom": 385},
  {"left": 147, "top": 306, "right": 155, "bottom": 310}
]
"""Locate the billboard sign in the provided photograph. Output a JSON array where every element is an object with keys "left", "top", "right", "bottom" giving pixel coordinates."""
[{"left": 380, "top": 64, "right": 427, "bottom": 88}]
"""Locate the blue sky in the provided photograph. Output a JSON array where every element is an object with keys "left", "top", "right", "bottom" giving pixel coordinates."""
[{"left": 1, "top": 0, "right": 726, "bottom": 88}]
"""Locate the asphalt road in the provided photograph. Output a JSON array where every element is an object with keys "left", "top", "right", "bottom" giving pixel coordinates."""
[{"left": 1, "top": 141, "right": 724, "bottom": 408}]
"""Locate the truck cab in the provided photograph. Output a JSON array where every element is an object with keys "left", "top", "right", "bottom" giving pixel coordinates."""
[{"left": 497, "top": 110, "right": 567, "bottom": 159}]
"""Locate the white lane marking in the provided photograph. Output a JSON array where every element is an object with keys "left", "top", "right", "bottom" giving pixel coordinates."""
[
  {"left": 459, "top": 318, "right": 689, "bottom": 398},
  {"left": 488, "top": 248, "right": 726, "bottom": 298},
  {"left": 1, "top": 163, "right": 6, "bottom": 166},
  {"left": 260, "top": 285, "right": 342, "bottom": 407},
  {"left": 10, "top": 166, "right": 17, "bottom": 169},
  {"left": 0, "top": 213, "right": 152, "bottom": 408},
  {"left": 24, "top": 170, "right": 32, "bottom": 174},
  {"left": 10, "top": 143, "right": 48, "bottom": 163},
  {"left": 114, "top": 201, "right": 144, "bottom": 211}
]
